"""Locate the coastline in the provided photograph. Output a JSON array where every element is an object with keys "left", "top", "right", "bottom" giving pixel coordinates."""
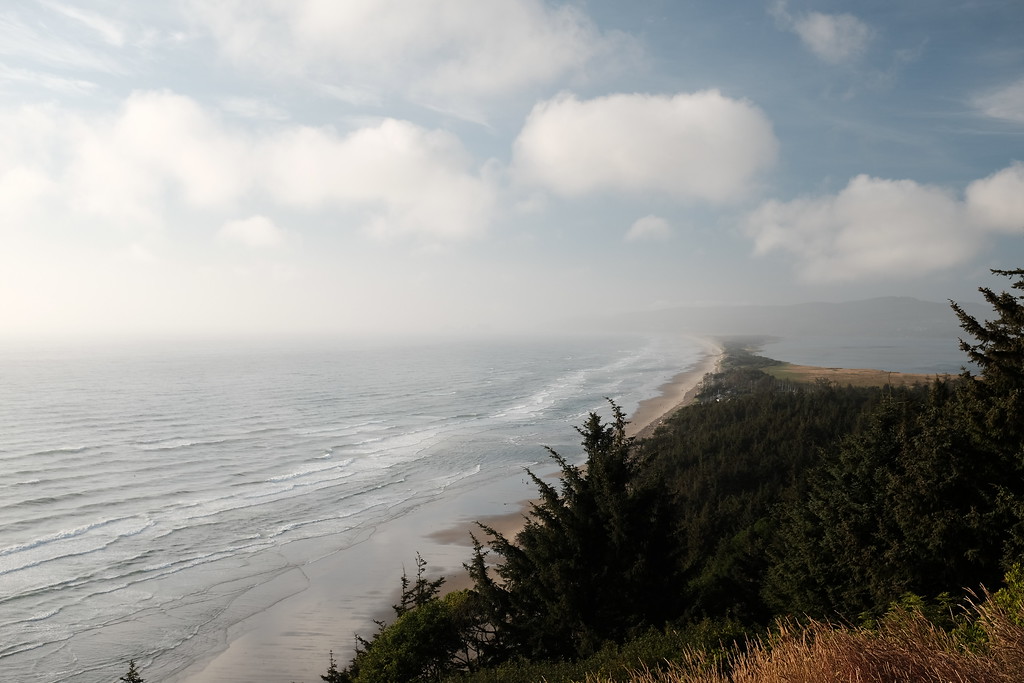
[
  {"left": 173, "top": 339, "right": 723, "bottom": 683},
  {"left": 627, "top": 340, "right": 722, "bottom": 439},
  {"left": 424, "top": 340, "right": 723, "bottom": 587}
]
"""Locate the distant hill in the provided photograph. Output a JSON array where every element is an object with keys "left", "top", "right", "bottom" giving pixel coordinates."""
[{"left": 594, "top": 297, "right": 990, "bottom": 339}]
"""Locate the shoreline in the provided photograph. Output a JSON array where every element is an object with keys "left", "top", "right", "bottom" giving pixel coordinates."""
[
  {"left": 425, "top": 341, "right": 723, "bottom": 589},
  {"left": 628, "top": 340, "right": 722, "bottom": 439},
  {"left": 173, "top": 339, "right": 723, "bottom": 683}
]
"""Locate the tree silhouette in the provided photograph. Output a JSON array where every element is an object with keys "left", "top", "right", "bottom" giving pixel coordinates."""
[{"left": 119, "top": 660, "right": 144, "bottom": 683}]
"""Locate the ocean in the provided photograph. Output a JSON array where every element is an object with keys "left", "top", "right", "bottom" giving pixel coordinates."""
[
  {"left": 760, "top": 335, "right": 969, "bottom": 374},
  {"left": 0, "top": 334, "right": 706, "bottom": 683}
]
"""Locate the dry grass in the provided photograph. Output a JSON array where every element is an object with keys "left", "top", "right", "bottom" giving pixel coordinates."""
[
  {"left": 584, "top": 593, "right": 1024, "bottom": 683},
  {"left": 762, "top": 363, "right": 950, "bottom": 388}
]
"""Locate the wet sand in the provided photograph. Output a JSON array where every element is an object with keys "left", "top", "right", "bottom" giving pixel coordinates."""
[
  {"left": 424, "top": 341, "right": 723, "bottom": 584},
  {"left": 172, "top": 340, "right": 722, "bottom": 683},
  {"left": 628, "top": 340, "right": 722, "bottom": 439}
]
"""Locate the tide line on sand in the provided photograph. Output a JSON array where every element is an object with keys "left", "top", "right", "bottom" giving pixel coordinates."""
[
  {"left": 171, "top": 341, "right": 724, "bottom": 683},
  {"left": 429, "top": 341, "right": 724, "bottom": 587}
]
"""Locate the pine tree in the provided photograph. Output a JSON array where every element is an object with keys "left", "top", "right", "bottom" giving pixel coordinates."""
[
  {"left": 321, "top": 650, "right": 346, "bottom": 683},
  {"left": 951, "top": 267, "right": 1024, "bottom": 561},
  {"left": 119, "top": 660, "right": 144, "bottom": 683},
  {"left": 394, "top": 553, "right": 445, "bottom": 616},
  {"left": 468, "top": 401, "right": 684, "bottom": 661},
  {"left": 951, "top": 268, "right": 1024, "bottom": 393}
]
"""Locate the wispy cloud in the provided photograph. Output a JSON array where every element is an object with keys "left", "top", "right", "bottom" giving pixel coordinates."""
[
  {"left": 770, "top": 2, "right": 872, "bottom": 64},
  {"left": 0, "top": 64, "right": 97, "bottom": 95},
  {"left": 0, "top": 11, "right": 125, "bottom": 74},
  {"left": 974, "top": 78, "right": 1024, "bottom": 124},
  {"left": 218, "top": 215, "right": 287, "bottom": 248},
  {"left": 219, "top": 97, "right": 290, "bottom": 121},
  {"left": 38, "top": 1, "right": 126, "bottom": 47},
  {"left": 625, "top": 215, "right": 672, "bottom": 243},
  {"left": 186, "top": 0, "right": 639, "bottom": 119}
]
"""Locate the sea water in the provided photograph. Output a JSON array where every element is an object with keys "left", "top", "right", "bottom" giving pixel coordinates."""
[
  {"left": 0, "top": 334, "right": 705, "bottom": 683},
  {"left": 761, "top": 335, "right": 969, "bottom": 374}
]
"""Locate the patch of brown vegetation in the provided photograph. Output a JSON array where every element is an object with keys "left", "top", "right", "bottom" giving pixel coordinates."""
[
  {"left": 586, "top": 591, "right": 1024, "bottom": 683},
  {"left": 762, "top": 363, "right": 951, "bottom": 388}
]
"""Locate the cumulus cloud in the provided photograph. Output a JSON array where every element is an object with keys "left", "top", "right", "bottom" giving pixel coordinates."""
[
  {"left": 625, "top": 215, "right": 672, "bottom": 242},
  {"left": 771, "top": 3, "right": 872, "bottom": 64},
  {"left": 746, "top": 166, "right": 1024, "bottom": 282},
  {"left": 219, "top": 215, "right": 286, "bottom": 248},
  {"left": 966, "top": 162, "right": 1024, "bottom": 231},
  {"left": 512, "top": 91, "right": 777, "bottom": 203},
  {"left": 187, "top": 0, "right": 633, "bottom": 113},
  {"left": 257, "top": 119, "right": 495, "bottom": 239},
  {"left": 63, "top": 91, "right": 249, "bottom": 227},
  {"left": 974, "top": 78, "right": 1024, "bottom": 124},
  {"left": 0, "top": 91, "right": 495, "bottom": 241}
]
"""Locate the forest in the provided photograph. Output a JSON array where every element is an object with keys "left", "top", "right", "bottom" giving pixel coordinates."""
[
  {"left": 309, "top": 268, "right": 1024, "bottom": 683},
  {"left": 119, "top": 270, "right": 1024, "bottom": 682}
]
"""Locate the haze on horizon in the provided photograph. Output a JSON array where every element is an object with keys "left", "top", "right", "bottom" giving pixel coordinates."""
[{"left": 2, "top": 0, "right": 1023, "bottom": 344}]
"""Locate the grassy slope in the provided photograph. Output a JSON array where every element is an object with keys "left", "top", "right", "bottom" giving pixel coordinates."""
[{"left": 761, "top": 363, "right": 950, "bottom": 388}]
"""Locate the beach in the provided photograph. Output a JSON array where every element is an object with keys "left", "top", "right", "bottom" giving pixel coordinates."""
[
  {"left": 171, "top": 340, "right": 722, "bottom": 683},
  {"left": 627, "top": 341, "right": 722, "bottom": 439}
]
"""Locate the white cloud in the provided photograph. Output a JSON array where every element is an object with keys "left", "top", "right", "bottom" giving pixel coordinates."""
[
  {"left": 39, "top": 1, "right": 126, "bottom": 47},
  {"left": 63, "top": 91, "right": 249, "bottom": 227},
  {"left": 747, "top": 167, "right": 1024, "bottom": 282},
  {"left": 0, "top": 11, "right": 125, "bottom": 74},
  {"left": 119, "top": 243, "right": 157, "bottom": 263},
  {"left": 625, "top": 215, "right": 671, "bottom": 242},
  {"left": 512, "top": 91, "right": 777, "bottom": 202},
  {"left": 0, "top": 91, "right": 495, "bottom": 241},
  {"left": 974, "top": 78, "right": 1024, "bottom": 124},
  {"left": 0, "top": 64, "right": 97, "bottom": 95},
  {"left": 771, "top": 3, "right": 872, "bottom": 65},
  {"left": 966, "top": 162, "right": 1024, "bottom": 231},
  {"left": 257, "top": 119, "right": 496, "bottom": 240},
  {"left": 793, "top": 13, "right": 872, "bottom": 64},
  {"left": 187, "top": 0, "right": 633, "bottom": 113},
  {"left": 219, "top": 215, "right": 286, "bottom": 248},
  {"left": 0, "top": 166, "right": 56, "bottom": 225},
  {"left": 219, "top": 96, "right": 290, "bottom": 121}
]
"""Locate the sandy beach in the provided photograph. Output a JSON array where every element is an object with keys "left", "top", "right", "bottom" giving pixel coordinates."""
[
  {"left": 628, "top": 340, "right": 722, "bottom": 439},
  {"left": 172, "top": 339, "right": 722, "bottom": 683},
  {"left": 426, "top": 339, "right": 723, "bottom": 588}
]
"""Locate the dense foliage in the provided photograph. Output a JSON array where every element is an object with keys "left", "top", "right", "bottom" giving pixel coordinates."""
[
  {"left": 467, "top": 403, "right": 685, "bottom": 663},
  {"left": 324, "top": 268, "right": 1024, "bottom": 682}
]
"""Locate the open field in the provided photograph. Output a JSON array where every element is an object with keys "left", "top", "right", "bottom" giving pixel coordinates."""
[{"left": 762, "top": 363, "right": 954, "bottom": 388}]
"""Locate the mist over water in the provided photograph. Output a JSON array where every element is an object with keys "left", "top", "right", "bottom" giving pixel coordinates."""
[{"left": 0, "top": 335, "right": 703, "bottom": 683}]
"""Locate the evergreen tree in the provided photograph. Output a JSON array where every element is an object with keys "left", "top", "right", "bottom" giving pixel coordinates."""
[
  {"left": 394, "top": 553, "right": 446, "bottom": 617},
  {"left": 768, "top": 268, "right": 1024, "bottom": 619},
  {"left": 951, "top": 267, "right": 1024, "bottom": 562},
  {"left": 468, "top": 401, "right": 684, "bottom": 661},
  {"left": 333, "top": 556, "right": 482, "bottom": 682},
  {"left": 321, "top": 651, "right": 345, "bottom": 683},
  {"left": 951, "top": 268, "right": 1024, "bottom": 394},
  {"left": 764, "top": 384, "right": 1007, "bottom": 619},
  {"left": 119, "top": 660, "right": 144, "bottom": 683}
]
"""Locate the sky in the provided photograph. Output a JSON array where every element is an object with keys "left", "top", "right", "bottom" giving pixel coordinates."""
[{"left": 1, "top": 0, "right": 1023, "bottom": 342}]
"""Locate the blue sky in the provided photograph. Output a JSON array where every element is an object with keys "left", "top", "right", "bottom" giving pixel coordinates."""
[{"left": 1, "top": 0, "right": 1022, "bottom": 341}]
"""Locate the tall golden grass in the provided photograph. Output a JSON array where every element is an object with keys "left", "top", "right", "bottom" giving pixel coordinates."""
[{"left": 586, "top": 589, "right": 1024, "bottom": 683}]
